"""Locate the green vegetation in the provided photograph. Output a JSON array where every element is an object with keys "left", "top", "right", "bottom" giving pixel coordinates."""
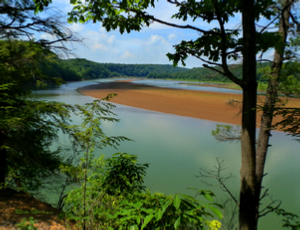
[
  {"left": 42, "top": 58, "right": 189, "bottom": 81},
  {"left": 15, "top": 217, "right": 37, "bottom": 230},
  {"left": 2, "top": 0, "right": 300, "bottom": 229},
  {"left": 43, "top": 58, "right": 300, "bottom": 94},
  {"left": 43, "top": 57, "right": 296, "bottom": 88},
  {"left": 1, "top": 1, "right": 223, "bottom": 229},
  {"left": 56, "top": 97, "right": 223, "bottom": 229}
]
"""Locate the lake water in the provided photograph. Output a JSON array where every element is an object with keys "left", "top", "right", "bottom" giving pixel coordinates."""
[{"left": 33, "top": 79, "right": 300, "bottom": 230}]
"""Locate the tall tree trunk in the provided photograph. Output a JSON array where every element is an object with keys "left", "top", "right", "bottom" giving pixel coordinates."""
[
  {"left": 255, "top": 0, "right": 291, "bottom": 221},
  {"left": 239, "top": 0, "right": 258, "bottom": 229}
]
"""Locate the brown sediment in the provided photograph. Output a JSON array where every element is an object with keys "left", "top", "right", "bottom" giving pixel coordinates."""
[
  {"left": 78, "top": 80, "right": 300, "bottom": 127},
  {"left": 0, "top": 188, "right": 78, "bottom": 229}
]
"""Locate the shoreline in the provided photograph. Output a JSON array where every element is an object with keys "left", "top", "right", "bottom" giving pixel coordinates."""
[{"left": 78, "top": 80, "right": 300, "bottom": 127}]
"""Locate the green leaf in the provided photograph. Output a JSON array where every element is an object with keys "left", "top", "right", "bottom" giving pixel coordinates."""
[
  {"left": 174, "top": 216, "right": 181, "bottom": 230},
  {"left": 198, "top": 190, "right": 214, "bottom": 202},
  {"left": 162, "top": 198, "right": 172, "bottom": 214},
  {"left": 141, "top": 214, "right": 154, "bottom": 229},
  {"left": 173, "top": 195, "right": 181, "bottom": 210},
  {"left": 155, "top": 209, "right": 163, "bottom": 221},
  {"left": 133, "top": 201, "right": 143, "bottom": 209},
  {"left": 129, "top": 225, "right": 139, "bottom": 230},
  {"left": 208, "top": 206, "right": 223, "bottom": 219},
  {"left": 203, "top": 192, "right": 213, "bottom": 202}
]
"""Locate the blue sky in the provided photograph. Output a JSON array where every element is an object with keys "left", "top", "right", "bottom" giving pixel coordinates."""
[{"left": 43, "top": 0, "right": 244, "bottom": 69}]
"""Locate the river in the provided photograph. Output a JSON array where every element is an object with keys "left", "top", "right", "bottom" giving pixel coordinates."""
[{"left": 33, "top": 79, "right": 300, "bottom": 230}]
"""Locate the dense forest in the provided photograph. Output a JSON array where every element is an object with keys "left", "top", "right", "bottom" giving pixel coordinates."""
[
  {"left": 43, "top": 58, "right": 276, "bottom": 83},
  {"left": 42, "top": 58, "right": 189, "bottom": 81}
]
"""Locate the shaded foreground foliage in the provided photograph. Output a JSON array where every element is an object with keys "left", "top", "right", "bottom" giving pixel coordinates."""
[
  {"left": 57, "top": 98, "right": 223, "bottom": 230},
  {"left": 0, "top": 0, "right": 82, "bottom": 190},
  {"left": 0, "top": 39, "right": 72, "bottom": 190},
  {"left": 62, "top": 151, "right": 223, "bottom": 230}
]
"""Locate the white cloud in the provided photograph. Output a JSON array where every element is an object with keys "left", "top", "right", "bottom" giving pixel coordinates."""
[
  {"left": 99, "top": 27, "right": 107, "bottom": 32},
  {"left": 121, "top": 51, "right": 135, "bottom": 59},
  {"left": 108, "top": 35, "right": 116, "bottom": 44},
  {"left": 147, "top": 35, "right": 169, "bottom": 46},
  {"left": 52, "top": 0, "right": 69, "bottom": 4},
  {"left": 68, "top": 23, "right": 84, "bottom": 33},
  {"left": 168, "top": 33, "right": 176, "bottom": 41},
  {"left": 40, "top": 33, "right": 53, "bottom": 40},
  {"left": 89, "top": 32, "right": 118, "bottom": 52},
  {"left": 92, "top": 42, "right": 107, "bottom": 51}
]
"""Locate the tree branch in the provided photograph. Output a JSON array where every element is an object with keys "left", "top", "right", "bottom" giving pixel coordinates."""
[
  {"left": 196, "top": 158, "right": 239, "bottom": 207},
  {"left": 202, "top": 64, "right": 226, "bottom": 76},
  {"left": 147, "top": 15, "right": 218, "bottom": 35},
  {"left": 259, "top": 201, "right": 282, "bottom": 218}
]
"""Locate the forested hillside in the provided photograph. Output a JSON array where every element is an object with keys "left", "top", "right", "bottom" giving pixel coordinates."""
[
  {"left": 43, "top": 58, "right": 276, "bottom": 83},
  {"left": 148, "top": 63, "right": 273, "bottom": 82},
  {"left": 42, "top": 58, "right": 189, "bottom": 81}
]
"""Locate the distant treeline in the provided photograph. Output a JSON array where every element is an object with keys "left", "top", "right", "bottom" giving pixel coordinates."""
[
  {"left": 42, "top": 58, "right": 274, "bottom": 82},
  {"left": 42, "top": 58, "right": 188, "bottom": 81}
]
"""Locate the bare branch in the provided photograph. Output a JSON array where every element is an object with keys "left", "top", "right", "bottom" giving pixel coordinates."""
[
  {"left": 149, "top": 15, "right": 218, "bottom": 35},
  {"left": 227, "top": 99, "right": 243, "bottom": 108},
  {"left": 257, "top": 14, "right": 281, "bottom": 34},
  {"left": 196, "top": 158, "right": 239, "bottom": 207},
  {"left": 128, "top": 8, "right": 219, "bottom": 35},
  {"left": 222, "top": 199, "right": 239, "bottom": 230},
  {"left": 203, "top": 64, "right": 226, "bottom": 76},
  {"left": 259, "top": 201, "right": 282, "bottom": 218},
  {"left": 0, "top": 3, "right": 83, "bottom": 57},
  {"left": 259, "top": 188, "right": 269, "bottom": 201}
]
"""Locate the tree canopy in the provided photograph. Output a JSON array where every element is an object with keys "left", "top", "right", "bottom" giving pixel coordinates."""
[{"left": 0, "top": 0, "right": 80, "bottom": 191}]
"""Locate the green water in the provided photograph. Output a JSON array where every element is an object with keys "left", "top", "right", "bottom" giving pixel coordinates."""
[{"left": 33, "top": 79, "right": 300, "bottom": 230}]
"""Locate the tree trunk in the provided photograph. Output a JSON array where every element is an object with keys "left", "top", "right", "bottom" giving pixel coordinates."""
[
  {"left": 239, "top": 1, "right": 258, "bottom": 229},
  {"left": 255, "top": 0, "right": 291, "bottom": 221}
]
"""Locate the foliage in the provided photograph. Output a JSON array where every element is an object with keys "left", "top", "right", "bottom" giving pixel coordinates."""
[
  {"left": 0, "top": 40, "right": 63, "bottom": 92},
  {"left": 15, "top": 217, "right": 38, "bottom": 230},
  {"left": 107, "top": 189, "right": 222, "bottom": 230},
  {"left": 271, "top": 207, "right": 300, "bottom": 230},
  {"left": 0, "top": 40, "right": 77, "bottom": 190},
  {"left": 258, "top": 62, "right": 300, "bottom": 96},
  {"left": 102, "top": 153, "right": 149, "bottom": 196},
  {"left": 1, "top": 0, "right": 80, "bottom": 55},
  {"left": 49, "top": 58, "right": 189, "bottom": 81},
  {"left": 0, "top": 0, "right": 82, "bottom": 191},
  {"left": 63, "top": 152, "right": 223, "bottom": 230},
  {"left": 211, "top": 124, "right": 241, "bottom": 142},
  {"left": 273, "top": 107, "right": 300, "bottom": 138},
  {"left": 43, "top": 57, "right": 278, "bottom": 83},
  {"left": 61, "top": 97, "right": 222, "bottom": 230}
]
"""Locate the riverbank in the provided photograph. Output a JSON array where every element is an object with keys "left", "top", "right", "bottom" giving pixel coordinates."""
[
  {"left": 78, "top": 80, "right": 300, "bottom": 126},
  {"left": 0, "top": 188, "right": 76, "bottom": 229}
]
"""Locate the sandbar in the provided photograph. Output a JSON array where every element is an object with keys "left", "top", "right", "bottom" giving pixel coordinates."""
[{"left": 78, "top": 80, "right": 300, "bottom": 126}]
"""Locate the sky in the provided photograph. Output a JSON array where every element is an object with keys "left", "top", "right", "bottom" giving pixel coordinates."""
[{"left": 41, "top": 0, "right": 244, "bottom": 69}]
